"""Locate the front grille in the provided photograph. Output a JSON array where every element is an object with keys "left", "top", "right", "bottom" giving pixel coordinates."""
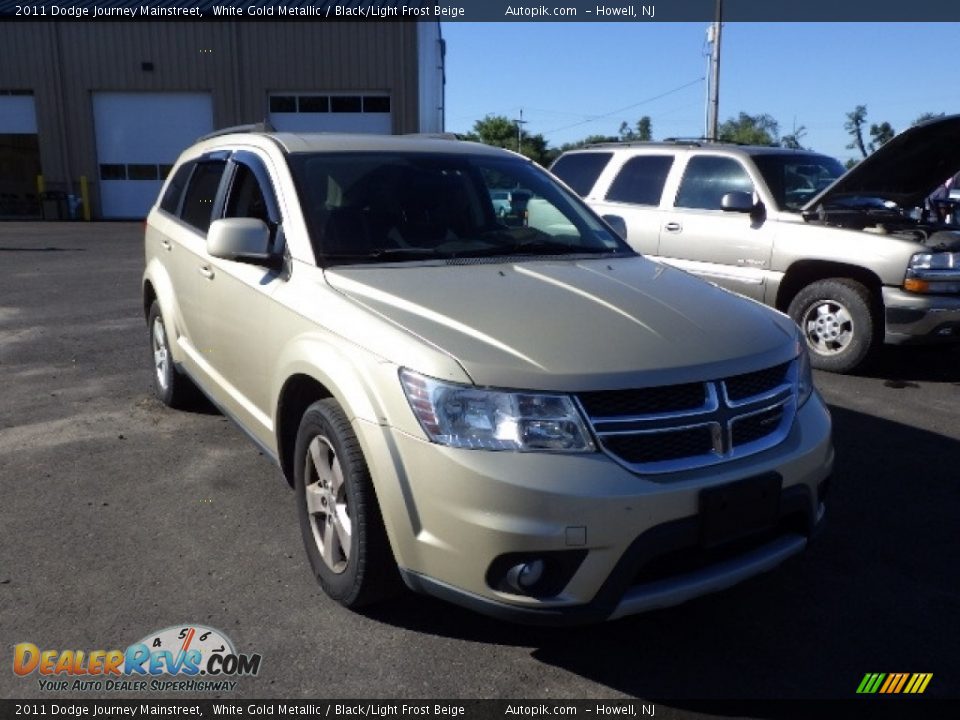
[
  {"left": 603, "top": 427, "right": 714, "bottom": 464},
  {"left": 578, "top": 383, "right": 706, "bottom": 417},
  {"left": 724, "top": 362, "right": 790, "bottom": 402},
  {"left": 732, "top": 406, "right": 786, "bottom": 446},
  {"left": 578, "top": 360, "right": 797, "bottom": 476}
]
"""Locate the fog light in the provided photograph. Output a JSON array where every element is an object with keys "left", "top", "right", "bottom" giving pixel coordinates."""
[
  {"left": 486, "top": 550, "right": 588, "bottom": 598},
  {"left": 506, "top": 560, "right": 545, "bottom": 593}
]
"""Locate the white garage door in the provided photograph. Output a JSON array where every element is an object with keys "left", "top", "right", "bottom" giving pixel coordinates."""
[
  {"left": 93, "top": 92, "right": 213, "bottom": 218},
  {"left": 268, "top": 93, "right": 391, "bottom": 134}
]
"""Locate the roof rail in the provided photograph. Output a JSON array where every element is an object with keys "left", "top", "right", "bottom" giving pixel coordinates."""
[
  {"left": 402, "top": 132, "right": 461, "bottom": 140},
  {"left": 661, "top": 137, "right": 708, "bottom": 145},
  {"left": 196, "top": 121, "right": 275, "bottom": 142},
  {"left": 583, "top": 138, "right": 707, "bottom": 149}
]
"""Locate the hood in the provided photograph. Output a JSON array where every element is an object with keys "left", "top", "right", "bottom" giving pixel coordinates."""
[
  {"left": 325, "top": 257, "right": 798, "bottom": 392},
  {"left": 804, "top": 114, "right": 960, "bottom": 212}
]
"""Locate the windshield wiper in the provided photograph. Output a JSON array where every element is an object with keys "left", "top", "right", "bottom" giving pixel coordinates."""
[
  {"left": 506, "top": 237, "right": 615, "bottom": 256},
  {"left": 473, "top": 229, "right": 614, "bottom": 257},
  {"left": 321, "top": 247, "right": 451, "bottom": 262}
]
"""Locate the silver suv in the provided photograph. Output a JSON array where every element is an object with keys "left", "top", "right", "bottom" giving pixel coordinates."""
[
  {"left": 552, "top": 115, "right": 960, "bottom": 373},
  {"left": 143, "top": 129, "right": 832, "bottom": 623}
]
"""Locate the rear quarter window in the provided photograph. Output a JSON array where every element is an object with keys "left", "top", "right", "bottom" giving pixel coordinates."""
[
  {"left": 159, "top": 162, "right": 194, "bottom": 215},
  {"left": 179, "top": 160, "right": 227, "bottom": 232},
  {"left": 605, "top": 155, "right": 674, "bottom": 206},
  {"left": 550, "top": 152, "right": 613, "bottom": 197}
]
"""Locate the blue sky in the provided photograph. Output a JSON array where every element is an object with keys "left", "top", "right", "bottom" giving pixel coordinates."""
[{"left": 442, "top": 22, "right": 960, "bottom": 162}]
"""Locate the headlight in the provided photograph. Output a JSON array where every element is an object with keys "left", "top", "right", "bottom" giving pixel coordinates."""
[
  {"left": 905, "top": 252, "right": 960, "bottom": 293},
  {"left": 399, "top": 369, "right": 595, "bottom": 452},
  {"left": 793, "top": 337, "right": 814, "bottom": 407},
  {"left": 909, "top": 251, "right": 960, "bottom": 270}
]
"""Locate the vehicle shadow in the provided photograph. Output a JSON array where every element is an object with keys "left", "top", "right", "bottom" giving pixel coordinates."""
[
  {"left": 363, "top": 405, "right": 959, "bottom": 706},
  {"left": 0, "top": 246, "right": 86, "bottom": 252},
  {"left": 861, "top": 343, "right": 960, "bottom": 384}
]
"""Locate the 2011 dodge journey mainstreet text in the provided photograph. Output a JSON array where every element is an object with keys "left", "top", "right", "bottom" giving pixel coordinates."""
[{"left": 143, "top": 128, "right": 833, "bottom": 624}]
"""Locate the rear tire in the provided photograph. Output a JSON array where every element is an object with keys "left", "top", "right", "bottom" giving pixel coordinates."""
[
  {"left": 788, "top": 278, "right": 878, "bottom": 373},
  {"left": 294, "top": 398, "right": 399, "bottom": 608},
  {"left": 147, "top": 301, "right": 199, "bottom": 408}
]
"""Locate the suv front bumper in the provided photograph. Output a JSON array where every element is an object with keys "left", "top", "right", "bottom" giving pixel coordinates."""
[
  {"left": 884, "top": 287, "right": 960, "bottom": 344},
  {"left": 357, "top": 392, "right": 833, "bottom": 624}
]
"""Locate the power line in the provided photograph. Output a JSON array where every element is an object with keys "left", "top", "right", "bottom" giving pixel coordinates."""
[{"left": 542, "top": 77, "right": 705, "bottom": 135}]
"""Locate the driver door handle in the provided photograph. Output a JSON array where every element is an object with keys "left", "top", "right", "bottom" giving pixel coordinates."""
[
  {"left": 198, "top": 265, "right": 215, "bottom": 280},
  {"left": 664, "top": 222, "right": 682, "bottom": 232}
]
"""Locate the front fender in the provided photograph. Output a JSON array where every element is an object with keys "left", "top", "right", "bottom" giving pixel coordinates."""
[{"left": 142, "top": 258, "right": 187, "bottom": 366}]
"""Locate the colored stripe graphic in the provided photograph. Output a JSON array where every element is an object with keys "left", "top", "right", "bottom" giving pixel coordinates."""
[
  {"left": 892, "top": 673, "right": 909, "bottom": 693},
  {"left": 857, "top": 673, "right": 932, "bottom": 694}
]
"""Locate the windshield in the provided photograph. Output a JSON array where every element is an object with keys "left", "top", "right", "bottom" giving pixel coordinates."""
[
  {"left": 752, "top": 153, "right": 846, "bottom": 212},
  {"left": 288, "top": 152, "right": 633, "bottom": 265}
]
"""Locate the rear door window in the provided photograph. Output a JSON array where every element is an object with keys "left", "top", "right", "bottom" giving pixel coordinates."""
[
  {"left": 605, "top": 155, "right": 674, "bottom": 206},
  {"left": 550, "top": 152, "right": 613, "bottom": 197},
  {"left": 180, "top": 160, "right": 227, "bottom": 232},
  {"left": 674, "top": 156, "right": 754, "bottom": 210}
]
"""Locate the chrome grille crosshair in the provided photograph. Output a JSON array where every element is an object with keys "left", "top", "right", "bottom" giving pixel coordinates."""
[{"left": 577, "top": 360, "right": 797, "bottom": 476}]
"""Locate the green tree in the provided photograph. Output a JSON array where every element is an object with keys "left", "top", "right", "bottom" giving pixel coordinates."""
[
  {"left": 781, "top": 125, "right": 808, "bottom": 150},
  {"left": 559, "top": 134, "right": 619, "bottom": 151},
  {"left": 717, "top": 112, "right": 780, "bottom": 145},
  {"left": 844, "top": 105, "right": 869, "bottom": 158},
  {"left": 845, "top": 105, "right": 896, "bottom": 156},
  {"left": 869, "top": 121, "right": 896, "bottom": 149},
  {"left": 913, "top": 112, "right": 945, "bottom": 125},
  {"left": 618, "top": 116, "right": 653, "bottom": 142},
  {"left": 465, "top": 114, "right": 551, "bottom": 165}
]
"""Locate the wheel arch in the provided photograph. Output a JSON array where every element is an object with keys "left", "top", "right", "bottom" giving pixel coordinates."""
[
  {"left": 142, "top": 279, "right": 157, "bottom": 320},
  {"left": 775, "top": 260, "right": 884, "bottom": 313},
  {"left": 275, "top": 374, "right": 335, "bottom": 487}
]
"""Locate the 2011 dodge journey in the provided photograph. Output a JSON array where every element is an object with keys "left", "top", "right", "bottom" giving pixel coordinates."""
[{"left": 143, "top": 128, "right": 833, "bottom": 623}]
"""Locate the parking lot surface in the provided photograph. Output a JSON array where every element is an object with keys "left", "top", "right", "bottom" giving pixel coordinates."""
[{"left": 1, "top": 223, "right": 957, "bottom": 706}]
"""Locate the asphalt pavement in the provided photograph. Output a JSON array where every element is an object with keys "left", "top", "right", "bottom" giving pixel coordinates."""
[{"left": 1, "top": 222, "right": 957, "bottom": 709}]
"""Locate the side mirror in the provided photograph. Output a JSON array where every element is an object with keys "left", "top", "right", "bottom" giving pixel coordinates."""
[
  {"left": 602, "top": 214, "right": 628, "bottom": 241},
  {"left": 207, "top": 218, "right": 271, "bottom": 261},
  {"left": 720, "top": 191, "right": 756, "bottom": 213}
]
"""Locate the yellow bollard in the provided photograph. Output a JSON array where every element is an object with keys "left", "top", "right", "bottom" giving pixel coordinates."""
[
  {"left": 37, "top": 174, "right": 45, "bottom": 195},
  {"left": 80, "top": 176, "right": 91, "bottom": 221}
]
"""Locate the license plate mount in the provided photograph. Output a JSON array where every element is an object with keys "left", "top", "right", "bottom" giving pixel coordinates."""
[{"left": 699, "top": 472, "right": 782, "bottom": 548}]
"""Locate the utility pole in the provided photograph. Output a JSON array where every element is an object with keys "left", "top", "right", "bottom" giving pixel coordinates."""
[
  {"left": 514, "top": 108, "right": 527, "bottom": 152},
  {"left": 706, "top": 0, "right": 723, "bottom": 141}
]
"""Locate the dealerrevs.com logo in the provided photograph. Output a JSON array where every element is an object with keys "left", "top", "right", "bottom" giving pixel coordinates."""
[{"left": 13, "top": 624, "right": 262, "bottom": 692}]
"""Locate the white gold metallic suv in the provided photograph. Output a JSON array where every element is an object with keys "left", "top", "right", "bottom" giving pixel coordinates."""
[{"left": 143, "top": 128, "right": 833, "bottom": 623}]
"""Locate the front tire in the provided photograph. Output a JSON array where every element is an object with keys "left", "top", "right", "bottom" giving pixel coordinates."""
[
  {"left": 147, "top": 301, "right": 199, "bottom": 408},
  {"left": 294, "top": 398, "right": 398, "bottom": 608},
  {"left": 788, "top": 278, "right": 878, "bottom": 373}
]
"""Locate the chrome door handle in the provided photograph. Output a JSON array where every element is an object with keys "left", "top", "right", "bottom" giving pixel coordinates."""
[
  {"left": 198, "top": 265, "right": 215, "bottom": 280},
  {"left": 664, "top": 222, "right": 682, "bottom": 232}
]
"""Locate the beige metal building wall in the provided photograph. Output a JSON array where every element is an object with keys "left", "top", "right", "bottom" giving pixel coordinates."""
[{"left": 0, "top": 21, "right": 424, "bottom": 217}]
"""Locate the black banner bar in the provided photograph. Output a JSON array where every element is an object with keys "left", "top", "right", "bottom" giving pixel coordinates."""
[
  {"left": 3, "top": 0, "right": 960, "bottom": 22},
  {"left": 3, "top": 699, "right": 960, "bottom": 720}
]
